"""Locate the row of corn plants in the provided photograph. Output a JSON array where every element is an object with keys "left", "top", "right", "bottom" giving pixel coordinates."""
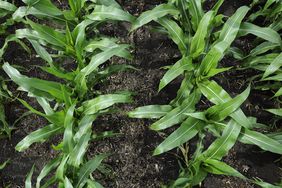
[
  {"left": 0, "top": 0, "right": 281, "bottom": 187},
  {"left": 1, "top": 0, "right": 137, "bottom": 187},
  {"left": 129, "top": 0, "right": 282, "bottom": 187}
]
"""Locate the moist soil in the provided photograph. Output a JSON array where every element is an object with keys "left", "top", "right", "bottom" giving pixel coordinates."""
[{"left": 0, "top": 0, "right": 281, "bottom": 188}]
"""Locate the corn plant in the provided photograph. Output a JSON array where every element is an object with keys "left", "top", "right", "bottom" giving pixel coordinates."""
[
  {"left": 239, "top": 0, "right": 282, "bottom": 143},
  {"left": 129, "top": 0, "right": 282, "bottom": 187},
  {"left": 2, "top": 0, "right": 136, "bottom": 187}
]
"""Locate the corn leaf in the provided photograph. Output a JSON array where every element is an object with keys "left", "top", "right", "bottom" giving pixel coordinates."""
[
  {"left": 199, "top": 6, "right": 249, "bottom": 75},
  {"left": 187, "top": 0, "right": 204, "bottom": 31},
  {"left": 15, "top": 124, "right": 63, "bottom": 152},
  {"left": 36, "top": 157, "right": 61, "bottom": 188},
  {"left": 93, "top": 0, "right": 122, "bottom": 9},
  {"left": 65, "top": 177, "right": 74, "bottom": 188},
  {"left": 190, "top": 11, "right": 214, "bottom": 59},
  {"left": 153, "top": 117, "right": 203, "bottom": 155},
  {"left": 25, "top": 165, "right": 35, "bottom": 188},
  {"left": 63, "top": 105, "right": 75, "bottom": 153},
  {"left": 202, "top": 120, "right": 241, "bottom": 160},
  {"left": 199, "top": 80, "right": 252, "bottom": 129},
  {"left": 203, "top": 159, "right": 245, "bottom": 179},
  {"left": 239, "top": 129, "right": 282, "bottom": 154},
  {"left": 262, "top": 53, "right": 282, "bottom": 79},
  {"left": 3, "top": 63, "right": 71, "bottom": 101},
  {"left": 171, "top": 74, "right": 194, "bottom": 106},
  {"left": 239, "top": 22, "right": 282, "bottom": 45},
  {"left": 28, "top": 20, "right": 67, "bottom": 49},
  {"left": 177, "top": 0, "right": 192, "bottom": 32},
  {"left": 150, "top": 91, "right": 200, "bottom": 131},
  {"left": 128, "top": 105, "right": 172, "bottom": 119},
  {"left": 131, "top": 4, "right": 179, "bottom": 31},
  {"left": 0, "top": 1, "right": 17, "bottom": 11},
  {"left": 24, "top": 0, "right": 62, "bottom": 16},
  {"left": 74, "top": 115, "right": 96, "bottom": 141},
  {"left": 250, "top": 42, "right": 280, "bottom": 57},
  {"left": 68, "top": 132, "right": 91, "bottom": 168},
  {"left": 266, "top": 108, "right": 282, "bottom": 116},
  {"left": 75, "top": 154, "right": 109, "bottom": 188},
  {"left": 157, "top": 17, "right": 188, "bottom": 55},
  {"left": 0, "top": 159, "right": 10, "bottom": 170},
  {"left": 206, "top": 85, "right": 250, "bottom": 121},
  {"left": 55, "top": 155, "right": 69, "bottom": 181},
  {"left": 81, "top": 94, "right": 132, "bottom": 115},
  {"left": 88, "top": 5, "right": 135, "bottom": 23},
  {"left": 159, "top": 57, "right": 193, "bottom": 91},
  {"left": 80, "top": 45, "right": 130, "bottom": 77}
]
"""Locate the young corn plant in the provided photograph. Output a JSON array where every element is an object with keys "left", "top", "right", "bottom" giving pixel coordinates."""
[
  {"left": 3, "top": 0, "right": 135, "bottom": 187},
  {"left": 239, "top": 0, "right": 282, "bottom": 148},
  {"left": 0, "top": 0, "right": 24, "bottom": 138},
  {"left": 129, "top": 0, "right": 282, "bottom": 187}
]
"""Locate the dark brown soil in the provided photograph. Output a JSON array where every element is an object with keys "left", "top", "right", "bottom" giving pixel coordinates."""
[{"left": 0, "top": 0, "right": 281, "bottom": 188}]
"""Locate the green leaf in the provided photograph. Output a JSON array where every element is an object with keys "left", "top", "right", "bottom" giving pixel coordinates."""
[
  {"left": 15, "top": 124, "right": 63, "bottom": 152},
  {"left": 239, "top": 129, "right": 282, "bottom": 154},
  {"left": 239, "top": 22, "right": 282, "bottom": 45},
  {"left": 157, "top": 17, "right": 188, "bottom": 55},
  {"left": 81, "top": 94, "right": 132, "bottom": 115},
  {"left": 198, "top": 80, "right": 252, "bottom": 129},
  {"left": 63, "top": 105, "right": 76, "bottom": 153},
  {"left": 55, "top": 155, "right": 69, "bottom": 181},
  {"left": 36, "top": 157, "right": 61, "bottom": 188},
  {"left": 171, "top": 74, "right": 194, "bottom": 106},
  {"left": 131, "top": 4, "right": 179, "bottom": 31},
  {"left": 29, "top": 39, "right": 53, "bottom": 64},
  {"left": 177, "top": 0, "right": 192, "bottom": 33},
  {"left": 187, "top": 0, "right": 204, "bottom": 31},
  {"left": 203, "top": 159, "right": 245, "bottom": 179},
  {"left": 80, "top": 45, "right": 129, "bottom": 77},
  {"left": 64, "top": 177, "right": 74, "bottom": 188},
  {"left": 0, "top": 159, "right": 10, "bottom": 170},
  {"left": 198, "top": 6, "right": 249, "bottom": 75},
  {"left": 0, "top": 1, "right": 17, "bottom": 11},
  {"left": 93, "top": 0, "right": 121, "bottom": 9},
  {"left": 159, "top": 57, "right": 193, "bottom": 91},
  {"left": 68, "top": 132, "right": 91, "bottom": 168},
  {"left": 87, "top": 180, "right": 104, "bottom": 188},
  {"left": 3, "top": 63, "right": 71, "bottom": 102},
  {"left": 74, "top": 115, "right": 96, "bottom": 141},
  {"left": 262, "top": 53, "right": 282, "bottom": 79},
  {"left": 150, "top": 91, "right": 200, "bottom": 131},
  {"left": 250, "top": 42, "right": 280, "bottom": 57},
  {"left": 85, "top": 38, "right": 119, "bottom": 52},
  {"left": 128, "top": 105, "right": 172, "bottom": 119},
  {"left": 266, "top": 108, "right": 282, "bottom": 116},
  {"left": 27, "top": 20, "right": 67, "bottom": 49},
  {"left": 25, "top": 165, "right": 35, "bottom": 188},
  {"left": 24, "top": 0, "right": 62, "bottom": 16},
  {"left": 88, "top": 5, "right": 135, "bottom": 23},
  {"left": 267, "top": 132, "right": 282, "bottom": 144},
  {"left": 262, "top": 74, "right": 282, "bottom": 81},
  {"left": 202, "top": 120, "right": 241, "bottom": 160},
  {"left": 190, "top": 11, "right": 214, "bottom": 59},
  {"left": 274, "top": 87, "right": 282, "bottom": 97},
  {"left": 153, "top": 117, "right": 203, "bottom": 155},
  {"left": 75, "top": 154, "right": 109, "bottom": 188},
  {"left": 206, "top": 85, "right": 250, "bottom": 122}
]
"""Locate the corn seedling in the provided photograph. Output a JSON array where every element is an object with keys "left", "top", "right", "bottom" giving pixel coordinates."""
[
  {"left": 129, "top": 0, "right": 282, "bottom": 187},
  {"left": 2, "top": 0, "right": 135, "bottom": 187},
  {"left": 240, "top": 0, "right": 282, "bottom": 144}
]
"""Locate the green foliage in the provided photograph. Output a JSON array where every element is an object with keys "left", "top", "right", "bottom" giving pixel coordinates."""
[
  {"left": 1, "top": 0, "right": 135, "bottom": 186},
  {"left": 129, "top": 0, "right": 282, "bottom": 187}
]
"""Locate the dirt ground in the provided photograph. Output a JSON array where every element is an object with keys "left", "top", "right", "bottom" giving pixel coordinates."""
[{"left": 0, "top": 0, "right": 281, "bottom": 188}]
